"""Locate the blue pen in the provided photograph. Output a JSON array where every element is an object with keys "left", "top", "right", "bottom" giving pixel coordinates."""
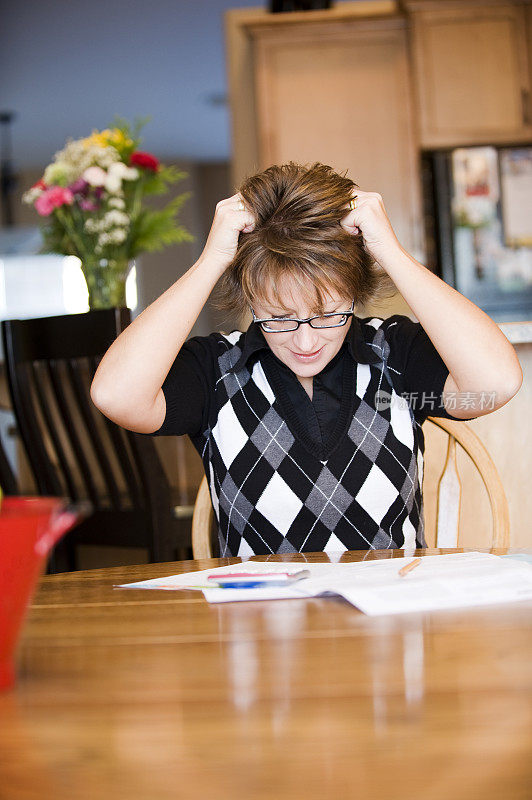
[
  {"left": 207, "top": 570, "right": 310, "bottom": 589},
  {"left": 213, "top": 581, "right": 273, "bottom": 589}
]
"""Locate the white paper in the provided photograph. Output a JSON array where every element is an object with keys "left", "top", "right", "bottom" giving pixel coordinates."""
[
  {"left": 335, "top": 552, "right": 532, "bottom": 615},
  {"left": 115, "top": 552, "right": 532, "bottom": 616},
  {"left": 114, "top": 559, "right": 348, "bottom": 592}
]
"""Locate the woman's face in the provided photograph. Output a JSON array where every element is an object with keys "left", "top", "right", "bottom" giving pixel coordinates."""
[{"left": 252, "top": 279, "right": 353, "bottom": 384}]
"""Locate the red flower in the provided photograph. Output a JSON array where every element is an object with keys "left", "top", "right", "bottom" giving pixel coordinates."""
[
  {"left": 32, "top": 179, "right": 47, "bottom": 190},
  {"left": 130, "top": 151, "right": 159, "bottom": 172}
]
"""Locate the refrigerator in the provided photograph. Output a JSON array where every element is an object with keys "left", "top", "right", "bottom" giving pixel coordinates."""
[{"left": 421, "top": 145, "right": 532, "bottom": 322}]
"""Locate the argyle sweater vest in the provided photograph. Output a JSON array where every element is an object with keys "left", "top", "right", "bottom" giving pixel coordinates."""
[{"left": 198, "top": 322, "right": 426, "bottom": 557}]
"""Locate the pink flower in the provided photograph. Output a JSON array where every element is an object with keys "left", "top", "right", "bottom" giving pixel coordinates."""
[{"left": 34, "top": 186, "right": 74, "bottom": 216}]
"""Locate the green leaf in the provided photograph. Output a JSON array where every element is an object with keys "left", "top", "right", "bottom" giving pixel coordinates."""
[
  {"left": 40, "top": 220, "right": 77, "bottom": 257},
  {"left": 129, "top": 194, "right": 194, "bottom": 255},
  {"left": 111, "top": 115, "right": 150, "bottom": 143},
  {"left": 141, "top": 166, "right": 188, "bottom": 196}
]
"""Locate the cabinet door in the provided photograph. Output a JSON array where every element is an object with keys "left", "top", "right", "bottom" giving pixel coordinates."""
[
  {"left": 527, "top": 3, "right": 532, "bottom": 94},
  {"left": 409, "top": 2, "right": 532, "bottom": 146},
  {"left": 252, "top": 19, "right": 422, "bottom": 264}
]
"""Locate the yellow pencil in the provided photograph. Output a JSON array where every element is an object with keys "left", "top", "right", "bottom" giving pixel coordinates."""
[{"left": 398, "top": 557, "right": 422, "bottom": 577}]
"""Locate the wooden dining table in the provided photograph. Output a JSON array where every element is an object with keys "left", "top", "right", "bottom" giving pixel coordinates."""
[{"left": 1, "top": 548, "right": 532, "bottom": 800}]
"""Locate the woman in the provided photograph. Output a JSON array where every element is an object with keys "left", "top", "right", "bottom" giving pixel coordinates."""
[{"left": 91, "top": 162, "right": 522, "bottom": 556}]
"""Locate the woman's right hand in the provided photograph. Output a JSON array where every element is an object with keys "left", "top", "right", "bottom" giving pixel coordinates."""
[{"left": 200, "top": 194, "right": 256, "bottom": 272}]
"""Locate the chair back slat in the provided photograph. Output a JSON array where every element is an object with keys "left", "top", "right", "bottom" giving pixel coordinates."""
[
  {"left": 103, "top": 418, "right": 145, "bottom": 505},
  {"left": 435, "top": 436, "right": 461, "bottom": 548},
  {"left": 192, "top": 475, "right": 214, "bottom": 559},
  {"left": 89, "top": 353, "right": 146, "bottom": 506},
  {"left": 15, "top": 361, "right": 65, "bottom": 496},
  {"left": 28, "top": 363, "right": 79, "bottom": 500},
  {"left": 45, "top": 359, "right": 101, "bottom": 506},
  {"left": 126, "top": 431, "right": 174, "bottom": 562},
  {"left": 67, "top": 359, "right": 123, "bottom": 508}
]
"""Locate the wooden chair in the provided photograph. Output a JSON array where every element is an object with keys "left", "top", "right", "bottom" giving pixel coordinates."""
[
  {"left": 191, "top": 475, "right": 215, "bottom": 559},
  {"left": 2, "top": 309, "right": 189, "bottom": 571},
  {"left": 425, "top": 416, "right": 509, "bottom": 549},
  {"left": 190, "top": 416, "right": 510, "bottom": 559}
]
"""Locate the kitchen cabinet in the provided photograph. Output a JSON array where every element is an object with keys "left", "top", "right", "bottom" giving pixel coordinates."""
[
  {"left": 405, "top": 0, "right": 532, "bottom": 146},
  {"left": 227, "top": 4, "right": 423, "bottom": 302}
]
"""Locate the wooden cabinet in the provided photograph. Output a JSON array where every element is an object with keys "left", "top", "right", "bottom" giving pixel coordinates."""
[
  {"left": 226, "top": 4, "right": 423, "bottom": 317},
  {"left": 251, "top": 17, "right": 422, "bottom": 260},
  {"left": 227, "top": 2, "right": 532, "bottom": 177},
  {"left": 405, "top": 0, "right": 532, "bottom": 146},
  {"left": 225, "top": 0, "right": 532, "bottom": 283},
  {"left": 527, "top": 2, "right": 532, "bottom": 90}
]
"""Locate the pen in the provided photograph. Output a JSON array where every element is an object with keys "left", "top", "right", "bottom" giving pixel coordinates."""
[
  {"left": 207, "top": 570, "right": 310, "bottom": 589},
  {"left": 211, "top": 581, "right": 274, "bottom": 589},
  {"left": 398, "top": 557, "right": 422, "bottom": 577}
]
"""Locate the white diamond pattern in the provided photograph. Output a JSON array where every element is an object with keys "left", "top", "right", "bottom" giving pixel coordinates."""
[
  {"left": 255, "top": 472, "right": 303, "bottom": 536},
  {"left": 390, "top": 390, "right": 414, "bottom": 449},
  {"left": 237, "top": 537, "right": 255, "bottom": 558},
  {"left": 356, "top": 463, "right": 398, "bottom": 524},
  {"left": 323, "top": 532, "right": 348, "bottom": 555},
  {"left": 211, "top": 399, "right": 249, "bottom": 468}
]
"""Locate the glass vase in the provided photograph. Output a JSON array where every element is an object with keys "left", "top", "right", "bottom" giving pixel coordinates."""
[{"left": 82, "top": 257, "right": 131, "bottom": 310}]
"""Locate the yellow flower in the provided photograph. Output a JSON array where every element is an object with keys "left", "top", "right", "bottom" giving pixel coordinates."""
[
  {"left": 80, "top": 128, "right": 133, "bottom": 153},
  {"left": 82, "top": 129, "right": 107, "bottom": 148},
  {"left": 107, "top": 128, "right": 133, "bottom": 149}
]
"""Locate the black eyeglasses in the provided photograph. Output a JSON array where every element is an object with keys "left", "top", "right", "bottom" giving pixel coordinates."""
[{"left": 251, "top": 300, "right": 355, "bottom": 333}]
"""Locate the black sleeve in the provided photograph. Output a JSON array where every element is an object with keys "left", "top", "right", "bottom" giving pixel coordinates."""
[
  {"left": 151, "top": 334, "right": 221, "bottom": 437},
  {"left": 382, "top": 315, "right": 456, "bottom": 424}
]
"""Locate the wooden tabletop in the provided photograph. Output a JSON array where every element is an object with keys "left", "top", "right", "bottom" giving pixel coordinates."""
[{"left": 2, "top": 549, "right": 532, "bottom": 800}]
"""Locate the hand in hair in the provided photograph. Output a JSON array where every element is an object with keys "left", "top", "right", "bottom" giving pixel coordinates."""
[
  {"left": 201, "top": 193, "right": 256, "bottom": 273},
  {"left": 341, "top": 190, "right": 402, "bottom": 269}
]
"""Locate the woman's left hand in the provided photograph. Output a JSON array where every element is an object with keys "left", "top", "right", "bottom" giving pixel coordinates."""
[{"left": 340, "top": 190, "right": 402, "bottom": 267}]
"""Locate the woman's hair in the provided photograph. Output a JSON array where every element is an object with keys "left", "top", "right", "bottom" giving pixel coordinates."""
[{"left": 215, "top": 162, "right": 388, "bottom": 319}]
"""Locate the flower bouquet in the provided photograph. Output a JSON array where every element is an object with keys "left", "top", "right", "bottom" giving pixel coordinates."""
[{"left": 23, "top": 118, "right": 192, "bottom": 309}]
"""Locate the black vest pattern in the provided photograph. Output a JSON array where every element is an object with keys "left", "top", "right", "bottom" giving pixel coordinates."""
[{"left": 198, "top": 322, "right": 426, "bottom": 557}]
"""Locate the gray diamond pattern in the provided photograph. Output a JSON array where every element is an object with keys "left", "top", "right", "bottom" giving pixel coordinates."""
[
  {"left": 372, "top": 528, "right": 397, "bottom": 549},
  {"left": 250, "top": 407, "right": 295, "bottom": 469},
  {"left": 218, "top": 472, "right": 254, "bottom": 534},
  {"left": 277, "top": 538, "right": 299, "bottom": 554},
  {"left": 400, "top": 453, "right": 419, "bottom": 510},
  {"left": 347, "top": 399, "right": 389, "bottom": 461},
  {"left": 305, "top": 466, "right": 354, "bottom": 529}
]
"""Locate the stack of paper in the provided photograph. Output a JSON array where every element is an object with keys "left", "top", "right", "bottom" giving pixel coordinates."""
[{"left": 115, "top": 552, "right": 532, "bottom": 616}]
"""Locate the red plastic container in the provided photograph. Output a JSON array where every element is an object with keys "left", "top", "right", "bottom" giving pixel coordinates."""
[{"left": 0, "top": 497, "right": 79, "bottom": 691}]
